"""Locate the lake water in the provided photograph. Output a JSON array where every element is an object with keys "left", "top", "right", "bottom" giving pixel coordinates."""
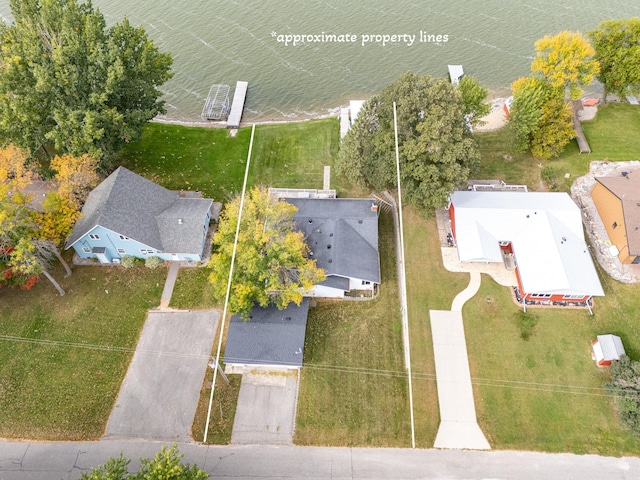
[{"left": 1, "top": 0, "right": 639, "bottom": 123}]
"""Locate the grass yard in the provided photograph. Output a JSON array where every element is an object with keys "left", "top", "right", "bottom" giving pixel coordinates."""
[
  {"left": 0, "top": 262, "right": 163, "bottom": 440},
  {"left": 295, "top": 211, "right": 411, "bottom": 447},
  {"left": 120, "top": 123, "right": 253, "bottom": 201},
  {"left": 476, "top": 103, "right": 640, "bottom": 193},
  {"left": 465, "top": 274, "right": 640, "bottom": 455},
  {"left": 402, "top": 207, "right": 469, "bottom": 447}
]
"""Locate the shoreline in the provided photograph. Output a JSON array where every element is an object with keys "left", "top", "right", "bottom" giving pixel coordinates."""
[{"left": 152, "top": 95, "right": 512, "bottom": 131}]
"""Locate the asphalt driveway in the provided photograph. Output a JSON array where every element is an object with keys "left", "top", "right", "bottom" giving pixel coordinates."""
[{"left": 103, "top": 309, "right": 219, "bottom": 442}]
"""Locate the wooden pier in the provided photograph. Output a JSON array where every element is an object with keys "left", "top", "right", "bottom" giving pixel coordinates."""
[
  {"left": 572, "top": 100, "right": 591, "bottom": 154},
  {"left": 226, "top": 81, "right": 248, "bottom": 129}
]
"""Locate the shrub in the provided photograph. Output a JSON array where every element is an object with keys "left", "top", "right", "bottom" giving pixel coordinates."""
[
  {"left": 605, "top": 355, "right": 640, "bottom": 435},
  {"left": 541, "top": 165, "right": 558, "bottom": 191},
  {"left": 120, "top": 255, "right": 137, "bottom": 268},
  {"left": 145, "top": 256, "right": 164, "bottom": 269},
  {"left": 515, "top": 310, "right": 538, "bottom": 340}
]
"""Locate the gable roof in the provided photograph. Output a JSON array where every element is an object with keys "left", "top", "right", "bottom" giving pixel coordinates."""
[
  {"left": 595, "top": 167, "right": 640, "bottom": 256},
  {"left": 224, "top": 298, "right": 310, "bottom": 367},
  {"left": 450, "top": 191, "right": 604, "bottom": 297},
  {"left": 287, "top": 198, "right": 380, "bottom": 283},
  {"left": 65, "top": 167, "right": 212, "bottom": 254}
]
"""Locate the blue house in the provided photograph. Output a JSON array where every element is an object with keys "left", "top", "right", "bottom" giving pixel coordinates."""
[{"left": 65, "top": 167, "right": 214, "bottom": 264}]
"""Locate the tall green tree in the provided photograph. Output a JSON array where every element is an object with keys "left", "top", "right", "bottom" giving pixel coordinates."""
[
  {"left": 531, "top": 30, "right": 599, "bottom": 100},
  {"left": 337, "top": 72, "right": 480, "bottom": 212},
  {"left": 208, "top": 187, "right": 325, "bottom": 318},
  {"left": 0, "top": 0, "right": 172, "bottom": 167},
  {"left": 457, "top": 75, "right": 491, "bottom": 127},
  {"left": 589, "top": 18, "right": 640, "bottom": 101}
]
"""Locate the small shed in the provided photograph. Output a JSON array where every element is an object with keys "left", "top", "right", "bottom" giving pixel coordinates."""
[{"left": 592, "top": 334, "right": 626, "bottom": 367}]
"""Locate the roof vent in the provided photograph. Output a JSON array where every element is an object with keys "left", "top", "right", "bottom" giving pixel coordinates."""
[
  {"left": 358, "top": 219, "right": 363, "bottom": 224},
  {"left": 309, "top": 219, "right": 313, "bottom": 223},
  {"left": 178, "top": 218, "right": 183, "bottom": 224},
  {"left": 327, "top": 244, "right": 331, "bottom": 249},
  {"left": 328, "top": 259, "right": 332, "bottom": 263},
  {"left": 285, "top": 317, "right": 291, "bottom": 321},
  {"left": 329, "top": 233, "right": 334, "bottom": 237}
]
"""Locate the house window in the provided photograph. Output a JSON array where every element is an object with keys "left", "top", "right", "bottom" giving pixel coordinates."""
[
  {"left": 530, "top": 293, "right": 552, "bottom": 298},
  {"left": 89, "top": 234, "right": 100, "bottom": 240},
  {"left": 117, "top": 248, "right": 126, "bottom": 254},
  {"left": 119, "top": 235, "right": 129, "bottom": 240},
  {"left": 612, "top": 222, "right": 618, "bottom": 229},
  {"left": 563, "top": 294, "right": 585, "bottom": 300},
  {"left": 82, "top": 247, "right": 91, "bottom": 253},
  {"left": 140, "top": 249, "right": 154, "bottom": 255}
]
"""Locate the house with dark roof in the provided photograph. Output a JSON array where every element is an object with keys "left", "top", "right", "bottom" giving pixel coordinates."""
[
  {"left": 591, "top": 166, "right": 640, "bottom": 265},
  {"left": 289, "top": 197, "right": 381, "bottom": 297},
  {"left": 449, "top": 191, "right": 604, "bottom": 305},
  {"left": 65, "top": 167, "right": 213, "bottom": 264},
  {"left": 224, "top": 195, "right": 381, "bottom": 370},
  {"left": 224, "top": 298, "right": 310, "bottom": 370}
]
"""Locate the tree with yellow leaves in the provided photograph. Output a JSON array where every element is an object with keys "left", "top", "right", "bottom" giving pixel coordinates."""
[
  {"left": 208, "top": 187, "right": 325, "bottom": 318},
  {"left": 532, "top": 31, "right": 599, "bottom": 100}
]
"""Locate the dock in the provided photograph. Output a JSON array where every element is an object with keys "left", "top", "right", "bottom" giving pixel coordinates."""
[
  {"left": 572, "top": 100, "right": 591, "bottom": 154},
  {"left": 340, "top": 107, "right": 350, "bottom": 138},
  {"left": 226, "top": 81, "right": 248, "bottom": 129},
  {"left": 448, "top": 65, "right": 464, "bottom": 86}
]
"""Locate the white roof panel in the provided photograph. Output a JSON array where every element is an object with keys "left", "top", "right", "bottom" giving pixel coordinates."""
[{"left": 450, "top": 191, "right": 604, "bottom": 297}]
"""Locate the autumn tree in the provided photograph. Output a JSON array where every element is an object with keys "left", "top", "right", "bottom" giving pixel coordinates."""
[
  {"left": 589, "top": 18, "right": 640, "bottom": 101},
  {"left": 80, "top": 444, "right": 208, "bottom": 480},
  {"left": 208, "top": 187, "right": 325, "bottom": 318},
  {"left": 531, "top": 30, "right": 599, "bottom": 100},
  {"left": 0, "top": 0, "right": 173, "bottom": 168},
  {"left": 509, "top": 76, "right": 574, "bottom": 159},
  {"left": 337, "top": 72, "right": 480, "bottom": 211}
]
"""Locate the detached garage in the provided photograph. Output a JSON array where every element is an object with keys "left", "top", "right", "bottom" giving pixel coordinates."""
[{"left": 592, "top": 334, "right": 626, "bottom": 367}]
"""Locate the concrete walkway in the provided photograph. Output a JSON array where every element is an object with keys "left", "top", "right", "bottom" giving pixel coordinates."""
[
  {"left": 160, "top": 261, "right": 181, "bottom": 309},
  {"left": 431, "top": 308, "right": 490, "bottom": 450},
  {"left": 430, "top": 211, "right": 494, "bottom": 449}
]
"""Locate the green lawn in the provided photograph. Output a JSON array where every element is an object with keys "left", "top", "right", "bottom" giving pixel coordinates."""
[
  {"left": 0, "top": 262, "right": 163, "bottom": 440},
  {"left": 403, "top": 207, "right": 469, "bottom": 447},
  {"left": 465, "top": 274, "right": 640, "bottom": 455},
  {"left": 476, "top": 103, "right": 640, "bottom": 193}
]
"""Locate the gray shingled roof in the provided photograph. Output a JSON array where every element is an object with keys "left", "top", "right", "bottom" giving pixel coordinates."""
[
  {"left": 596, "top": 168, "right": 640, "bottom": 256},
  {"left": 223, "top": 298, "right": 310, "bottom": 368},
  {"left": 288, "top": 198, "right": 380, "bottom": 283},
  {"left": 65, "top": 167, "right": 212, "bottom": 255}
]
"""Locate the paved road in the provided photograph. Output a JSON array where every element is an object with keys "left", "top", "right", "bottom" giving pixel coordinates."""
[{"left": 1, "top": 440, "right": 639, "bottom": 479}]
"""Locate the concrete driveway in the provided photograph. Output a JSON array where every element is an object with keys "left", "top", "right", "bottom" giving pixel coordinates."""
[
  {"left": 103, "top": 309, "right": 219, "bottom": 442},
  {"left": 230, "top": 369, "right": 299, "bottom": 445}
]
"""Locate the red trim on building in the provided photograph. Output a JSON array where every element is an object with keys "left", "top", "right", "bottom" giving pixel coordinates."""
[{"left": 448, "top": 203, "right": 456, "bottom": 238}]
